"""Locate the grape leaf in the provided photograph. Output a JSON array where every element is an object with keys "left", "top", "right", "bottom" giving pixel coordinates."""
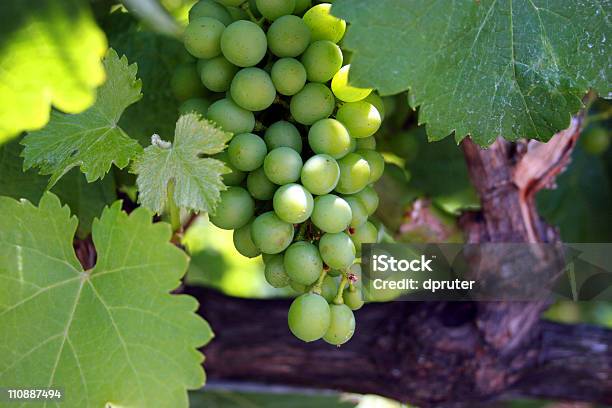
[
  {"left": 0, "top": 193, "right": 212, "bottom": 407},
  {"left": 133, "top": 114, "right": 231, "bottom": 214},
  {"left": 0, "top": 138, "right": 116, "bottom": 238},
  {"left": 0, "top": 0, "right": 107, "bottom": 144},
  {"left": 333, "top": 0, "right": 611, "bottom": 145},
  {"left": 21, "top": 48, "right": 143, "bottom": 187}
]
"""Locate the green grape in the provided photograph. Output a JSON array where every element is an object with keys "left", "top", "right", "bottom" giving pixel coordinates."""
[
  {"left": 582, "top": 127, "right": 610, "bottom": 155},
  {"left": 227, "top": 6, "right": 248, "bottom": 20},
  {"left": 217, "top": 0, "right": 246, "bottom": 6},
  {"left": 261, "top": 252, "right": 273, "bottom": 263},
  {"left": 335, "top": 153, "right": 370, "bottom": 194},
  {"left": 290, "top": 280, "right": 308, "bottom": 293},
  {"left": 207, "top": 98, "right": 255, "bottom": 134},
  {"left": 288, "top": 293, "right": 331, "bottom": 342},
  {"left": 300, "top": 154, "right": 339, "bottom": 195},
  {"left": 256, "top": 0, "right": 295, "bottom": 20},
  {"left": 196, "top": 58, "right": 208, "bottom": 73},
  {"left": 331, "top": 65, "right": 372, "bottom": 102},
  {"left": 179, "top": 98, "right": 210, "bottom": 116},
  {"left": 247, "top": 166, "right": 277, "bottom": 200},
  {"left": 350, "top": 221, "right": 378, "bottom": 254},
  {"left": 355, "top": 136, "right": 376, "bottom": 150},
  {"left": 213, "top": 151, "right": 246, "bottom": 185},
  {"left": 284, "top": 241, "right": 323, "bottom": 285},
  {"left": 264, "top": 254, "right": 290, "bottom": 288},
  {"left": 343, "top": 285, "right": 364, "bottom": 310},
  {"left": 264, "top": 120, "right": 303, "bottom": 152},
  {"left": 320, "top": 275, "right": 337, "bottom": 303},
  {"left": 273, "top": 183, "right": 314, "bottom": 223},
  {"left": 293, "top": 0, "right": 312, "bottom": 14},
  {"left": 352, "top": 185, "right": 378, "bottom": 215},
  {"left": 251, "top": 211, "right": 295, "bottom": 254},
  {"left": 302, "top": 3, "right": 346, "bottom": 43},
  {"left": 184, "top": 17, "right": 225, "bottom": 59},
  {"left": 323, "top": 304, "right": 355, "bottom": 345},
  {"left": 348, "top": 136, "right": 357, "bottom": 153},
  {"left": 267, "top": 15, "right": 311, "bottom": 57},
  {"left": 343, "top": 196, "right": 368, "bottom": 228},
  {"left": 364, "top": 92, "right": 385, "bottom": 120},
  {"left": 248, "top": 0, "right": 261, "bottom": 16},
  {"left": 233, "top": 220, "right": 261, "bottom": 257},
  {"left": 228, "top": 133, "right": 268, "bottom": 171},
  {"left": 308, "top": 118, "right": 351, "bottom": 159},
  {"left": 336, "top": 100, "right": 382, "bottom": 138},
  {"left": 290, "top": 83, "right": 335, "bottom": 125},
  {"left": 327, "top": 269, "right": 341, "bottom": 277},
  {"left": 264, "top": 147, "right": 303, "bottom": 185},
  {"left": 209, "top": 186, "right": 254, "bottom": 229},
  {"left": 171, "top": 63, "right": 205, "bottom": 101},
  {"left": 319, "top": 232, "right": 355, "bottom": 270},
  {"left": 356, "top": 149, "right": 384, "bottom": 183},
  {"left": 199, "top": 56, "right": 238, "bottom": 92},
  {"left": 221, "top": 20, "right": 267, "bottom": 67},
  {"left": 189, "top": 0, "right": 233, "bottom": 25},
  {"left": 301, "top": 40, "right": 343, "bottom": 83},
  {"left": 230, "top": 67, "right": 277, "bottom": 111},
  {"left": 271, "top": 58, "right": 307, "bottom": 96},
  {"left": 311, "top": 194, "right": 352, "bottom": 233}
]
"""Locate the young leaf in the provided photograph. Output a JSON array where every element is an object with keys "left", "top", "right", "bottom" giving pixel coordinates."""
[
  {"left": 133, "top": 113, "right": 232, "bottom": 215},
  {"left": 21, "top": 48, "right": 143, "bottom": 187},
  {"left": 0, "top": 193, "right": 212, "bottom": 407},
  {"left": 333, "top": 0, "right": 611, "bottom": 145},
  {"left": 0, "top": 0, "right": 107, "bottom": 144}
]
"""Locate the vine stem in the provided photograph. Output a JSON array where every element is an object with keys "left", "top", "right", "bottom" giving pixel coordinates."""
[
  {"left": 167, "top": 180, "right": 181, "bottom": 232},
  {"left": 333, "top": 274, "right": 348, "bottom": 305}
]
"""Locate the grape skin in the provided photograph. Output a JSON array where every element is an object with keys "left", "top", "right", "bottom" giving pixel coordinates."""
[
  {"left": 300, "top": 154, "right": 340, "bottom": 195},
  {"left": 230, "top": 67, "right": 277, "bottom": 111},
  {"left": 207, "top": 98, "right": 255, "bottom": 134},
  {"left": 189, "top": 0, "right": 233, "bottom": 25},
  {"left": 343, "top": 196, "right": 368, "bottom": 228},
  {"left": 284, "top": 241, "right": 323, "bottom": 285},
  {"left": 319, "top": 232, "right": 355, "bottom": 270},
  {"left": 251, "top": 211, "right": 295, "bottom": 254},
  {"left": 179, "top": 98, "right": 210, "bottom": 117},
  {"left": 264, "top": 120, "right": 303, "bottom": 152},
  {"left": 264, "top": 254, "right": 291, "bottom": 288},
  {"left": 247, "top": 166, "right": 277, "bottom": 200},
  {"left": 267, "top": 15, "right": 311, "bottom": 57},
  {"left": 227, "top": 133, "right": 268, "bottom": 171},
  {"left": 264, "top": 147, "right": 303, "bottom": 185},
  {"left": 233, "top": 220, "right": 261, "bottom": 258},
  {"left": 301, "top": 40, "right": 343, "bottom": 83},
  {"left": 221, "top": 20, "right": 268, "bottom": 67},
  {"left": 184, "top": 17, "right": 225, "bottom": 59},
  {"left": 352, "top": 185, "right": 379, "bottom": 215},
  {"left": 171, "top": 63, "right": 205, "bottom": 101},
  {"left": 290, "top": 83, "right": 335, "bottom": 125},
  {"left": 320, "top": 275, "right": 338, "bottom": 303},
  {"left": 302, "top": 3, "right": 346, "bottom": 43},
  {"left": 308, "top": 118, "right": 351, "bottom": 159},
  {"left": 288, "top": 293, "right": 331, "bottom": 342},
  {"left": 323, "top": 304, "right": 355, "bottom": 345},
  {"left": 213, "top": 151, "right": 246, "bottom": 186},
  {"left": 356, "top": 149, "right": 385, "bottom": 183},
  {"left": 256, "top": 0, "right": 296, "bottom": 21},
  {"left": 343, "top": 286, "right": 364, "bottom": 310},
  {"left": 199, "top": 56, "right": 238, "bottom": 92},
  {"left": 311, "top": 194, "right": 352, "bottom": 233},
  {"left": 331, "top": 65, "right": 372, "bottom": 102},
  {"left": 209, "top": 186, "right": 254, "bottom": 230},
  {"left": 335, "top": 153, "right": 371, "bottom": 194},
  {"left": 272, "top": 183, "right": 314, "bottom": 223},
  {"left": 349, "top": 221, "right": 378, "bottom": 255},
  {"left": 271, "top": 58, "right": 307, "bottom": 96},
  {"left": 336, "top": 100, "right": 382, "bottom": 138}
]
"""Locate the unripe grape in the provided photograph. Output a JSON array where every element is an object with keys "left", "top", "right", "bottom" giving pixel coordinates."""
[
  {"left": 350, "top": 221, "right": 377, "bottom": 254},
  {"left": 264, "top": 147, "right": 303, "bottom": 185},
  {"left": 284, "top": 241, "right": 323, "bottom": 285},
  {"left": 337, "top": 100, "right": 382, "bottom": 138},
  {"left": 271, "top": 58, "right": 307, "bottom": 96},
  {"left": 303, "top": 3, "right": 346, "bottom": 43},
  {"left": 311, "top": 194, "right": 352, "bottom": 233},
  {"left": 357, "top": 149, "right": 385, "bottom": 183},
  {"left": 171, "top": 63, "right": 205, "bottom": 101},
  {"left": 301, "top": 40, "right": 343, "bottom": 83},
  {"left": 256, "top": 0, "right": 295, "bottom": 20},
  {"left": 189, "top": 0, "right": 233, "bottom": 25},
  {"left": 209, "top": 186, "right": 254, "bottom": 229},
  {"left": 267, "top": 15, "right": 311, "bottom": 57},
  {"left": 251, "top": 211, "right": 295, "bottom": 254},
  {"left": 231, "top": 67, "right": 277, "bottom": 111},
  {"left": 293, "top": 0, "right": 312, "bottom": 15},
  {"left": 320, "top": 275, "right": 338, "bottom": 303},
  {"left": 199, "top": 56, "right": 238, "bottom": 92},
  {"left": 331, "top": 65, "right": 372, "bottom": 102},
  {"left": 213, "top": 151, "right": 246, "bottom": 185},
  {"left": 221, "top": 20, "right": 267, "bottom": 67},
  {"left": 290, "top": 83, "right": 335, "bottom": 125},
  {"left": 184, "top": 17, "right": 225, "bottom": 59},
  {"left": 247, "top": 166, "right": 277, "bottom": 200},
  {"left": 228, "top": 133, "right": 267, "bottom": 171},
  {"left": 290, "top": 280, "right": 308, "bottom": 293},
  {"left": 288, "top": 293, "right": 331, "bottom": 342},
  {"left": 323, "top": 304, "right": 355, "bottom": 345},
  {"left": 352, "top": 185, "right": 379, "bottom": 215},
  {"left": 273, "top": 183, "right": 314, "bottom": 223},
  {"left": 264, "top": 254, "right": 290, "bottom": 288},
  {"left": 179, "top": 98, "right": 210, "bottom": 116},
  {"left": 355, "top": 136, "right": 376, "bottom": 150},
  {"left": 233, "top": 220, "right": 261, "bottom": 257},
  {"left": 343, "top": 286, "right": 364, "bottom": 310},
  {"left": 301, "top": 154, "right": 340, "bottom": 195},
  {"left": 264, "top": 120, "right": 303, "bottom": 152},
  {"left": 319, "top": 232, "right": 355, "bottom": 270},
  {"left": 364, "top": 92, "right": 385, "bottom": 120},
  {"left": 335, "top": 153, "right": 370, "bottom": 194},
  {"left": 207, "top": 98, "right": 255, "bottom": 134},
  {"left": 308, "top": 118, "right": 351, "bottom": 159},
  {"left": 343, "top": 196, "right": 368, "bottom": 228}
]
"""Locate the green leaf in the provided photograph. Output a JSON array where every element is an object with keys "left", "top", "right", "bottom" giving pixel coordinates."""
[
  {"left": 0, "top": 139, "right": 117, "bottom": 237},
  {"left": 333, "top": 0, "right": 611, "bottom": 145},
  {"left": 21, "top": 48, "right": 143, "bottom": 186},
  {"left": 134, "top": 113, "right": 231, "bottom": 214},
  {"left": 0, "top": 0, "right": 107, "bottom": 144},
  {"left": 0, "top": 193, "right": 212, "bottom": 407}
]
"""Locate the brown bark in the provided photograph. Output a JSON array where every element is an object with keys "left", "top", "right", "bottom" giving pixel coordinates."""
[{"left": 184, "top": 116, "right": 612, "bottom": 406}]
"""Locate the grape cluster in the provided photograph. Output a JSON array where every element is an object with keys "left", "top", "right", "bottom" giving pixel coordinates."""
[{"left": 173, "top": 0, "right": 385, "bottom": 345}]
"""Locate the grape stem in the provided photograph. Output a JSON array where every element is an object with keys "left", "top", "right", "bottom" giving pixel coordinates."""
[
  {"left": 295, "top": 222, "right": 308, "bottom": 241},
  {"left": 240, "top": 2, "right": 264, "bottom": 25},
  {"left": 273, "top": 95, "right": 290, "bottom": 109},
  {"left": 311, "top": 269, "right": 328, "bottom": 294},
  {"left": 333, "top": 274, "right": 349, "bottom": 305},
  {"left": 167, "top": 180, "right": 181, "bottom": 233}
]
